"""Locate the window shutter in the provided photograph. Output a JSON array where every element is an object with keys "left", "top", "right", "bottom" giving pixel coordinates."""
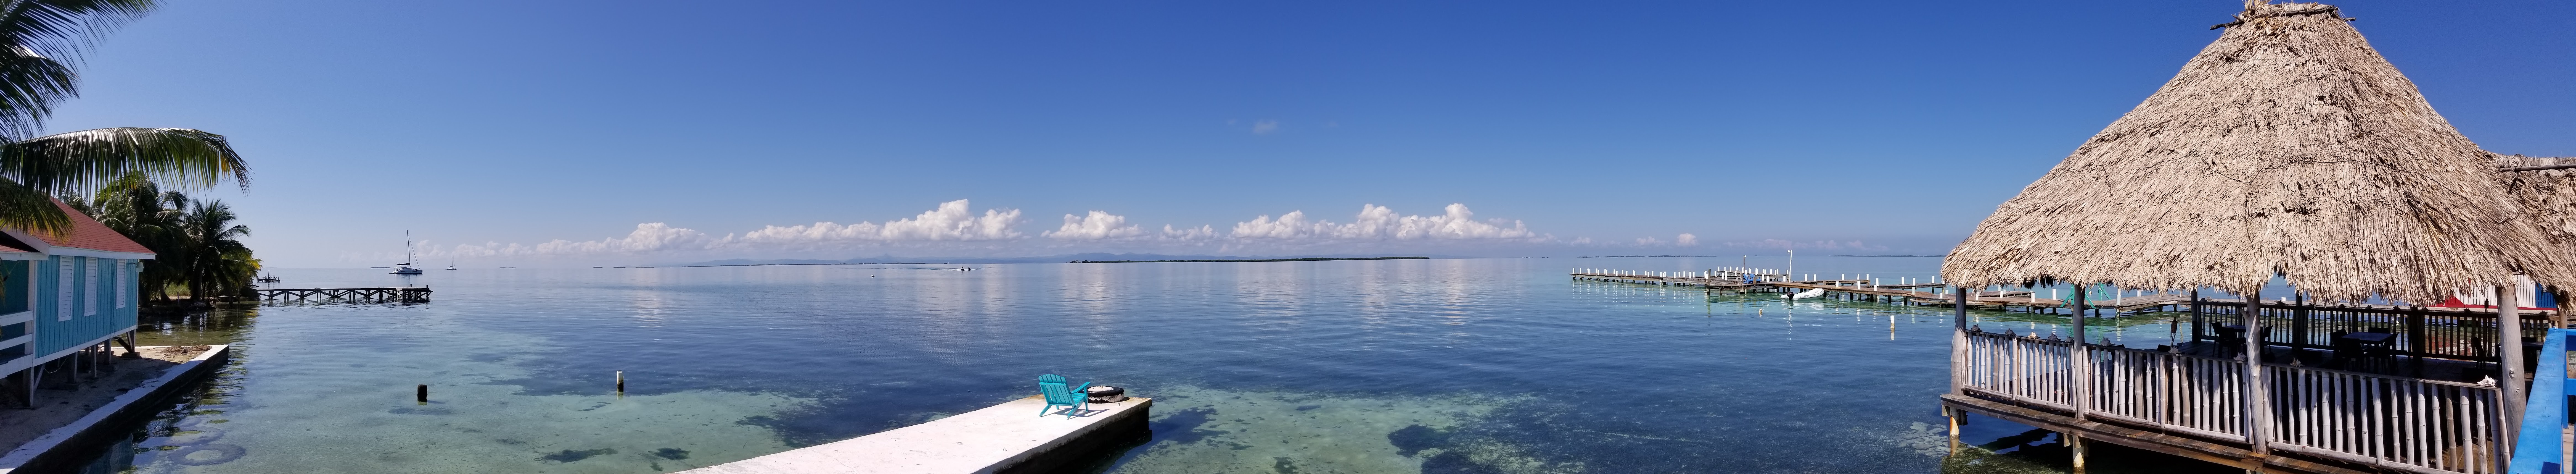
[
  {"left": 54, "top": 257, "right": 70, "bottom": 321},
  {"left": 83, "top": 258, "right": 96, "bottom": 316}
]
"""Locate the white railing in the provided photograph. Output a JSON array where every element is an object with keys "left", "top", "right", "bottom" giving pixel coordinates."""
[
  {"left": 2264, "top": 364, "right": 2500, "bottom": 474},
  {"left": 2087, "top": 346, "right": 2246, "bottom": 441},
  {"left": 1962, "top": 330, "right": 2074, "bottom": 409},
  {"left": 1959, "top": 330, "right": 2504, "bottom": 474}
]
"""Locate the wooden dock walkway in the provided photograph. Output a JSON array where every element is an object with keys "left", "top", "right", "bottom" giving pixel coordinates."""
[
  {"left": 680, "top": 396, "right": 1149, "bottom": 473},
  {"left": 252, "top": 287, "right": 431, "bottom": 302}
]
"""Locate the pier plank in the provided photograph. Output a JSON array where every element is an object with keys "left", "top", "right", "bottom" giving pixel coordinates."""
[{"left": 680, "top": 396, "right": 1148, "bottom": 474}]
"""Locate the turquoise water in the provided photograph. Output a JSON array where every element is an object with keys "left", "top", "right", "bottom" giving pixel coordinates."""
[{"left": 82, "top": 256, "right": 2199, "bottom": 473}]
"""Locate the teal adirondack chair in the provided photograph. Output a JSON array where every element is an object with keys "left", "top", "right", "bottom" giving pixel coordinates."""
[{"left": 1038, "top": 374, "right": 1092, "bottom": 418}]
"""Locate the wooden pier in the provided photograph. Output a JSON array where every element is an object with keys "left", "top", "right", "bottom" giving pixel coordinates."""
[
  {"left": 680, "top": 395, "right": 1149, "bottom": 473},
  {"left": 252, "top": 287, "right": 431, "bottom": 302}
]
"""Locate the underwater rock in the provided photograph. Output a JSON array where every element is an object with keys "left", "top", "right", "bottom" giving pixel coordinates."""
[{"left": 172, "top": 444, "right": 246, "bottom": 466}]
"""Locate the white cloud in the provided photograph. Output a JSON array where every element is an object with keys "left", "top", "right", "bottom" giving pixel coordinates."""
[
  {"left": 1713, "top": 239, "right": 1886, "bottom": 252},
  {"left": 1045, "top": 211, "right": 1146, "bottom": 240},
  {"left": 1675, "top": 233, "right": 1698, "bottom": 246},
  {"left": 372, "top": 201, "right": 1592, "bottom": 264},
  {"left": 1251, "top": 120, "right": 1280, "bottom": 135},
  {"left": 733, "top": 200, "right": 1022, "bottom": 246},
  {"left": 1163, "top": 224, "right": 1216, "bottom": 240},
  {"left": 1635, "top": 236, "right": 1664, "bottom": 246},
  {"left": 445, "top": 223, "right": 721, "bottom": 258},
  {"left": 1229, "top": 204, "right": 1535, "bottom": 241}
]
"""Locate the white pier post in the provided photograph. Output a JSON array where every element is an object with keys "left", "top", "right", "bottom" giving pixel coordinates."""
[{"left": 2242, "top": 288, "right": 2268, "bottom": 456}]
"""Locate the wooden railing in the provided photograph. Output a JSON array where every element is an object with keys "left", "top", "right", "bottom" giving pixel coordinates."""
[
  {"left": 2265, "top": 364, "right": 2501, "bottom": 474},
  {"left": 2087, "top": 346, "right": 2247, "bottom": 441},
  {"left": 1961, "top": 330, "right": 2503, "bottom": 474},
  {"left": 1962, "top": 329, "right": 2074, "bottom": 409},
  {"left": 2191, "top": 301, "right": 2554, "bottom": 364}
]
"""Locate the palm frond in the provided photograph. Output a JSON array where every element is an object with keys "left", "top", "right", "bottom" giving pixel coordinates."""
[
  {"left": 0, "top": 47, "right": 72, "bottom": 140},
  {"left": 5, "top": 127, "right": 246, "bottom": 193},
  {"left": 0, "top": 0, "right": 158, "bottom": 137},
  {"left": 0, "top": 177, "right": 67, "bottom": 235}
]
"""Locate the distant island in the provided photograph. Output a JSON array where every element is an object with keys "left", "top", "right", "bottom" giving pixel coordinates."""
[
  {"left": 668, "top": 253, "right": 1459, "bottom": 266},
  {"left": 1577, "top": 255, "right": 1719, "bottom": 258},
  {"left": 1072, "top": 256, "right": 1430, "bottom": 263},
  {"left": 1825, "top": 255, "right": 1949, "bottom": 257},
  {"left": 683, "top": 262, "right": 930, "bottom": 268}
]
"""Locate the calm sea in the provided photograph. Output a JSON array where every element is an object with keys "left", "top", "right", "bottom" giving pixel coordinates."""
[{"left": 73, "top": 256, "right": 2203, "bottom": 473}]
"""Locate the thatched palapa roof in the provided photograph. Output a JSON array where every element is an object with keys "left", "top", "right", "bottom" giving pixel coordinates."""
[
  {"left": 1940, "top": 1, "right": 2572, "bottom": 304},
  {"left": 2499, "top": 154, "right": 2576, "bottom": 257}
]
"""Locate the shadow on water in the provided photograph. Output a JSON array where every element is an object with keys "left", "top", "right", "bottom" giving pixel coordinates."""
[
  {"left": 50, "top": 351, "right": 247, "bottom": 473},
  {"left": 31, "top": 307, "right": 256, "bottom": 473}
]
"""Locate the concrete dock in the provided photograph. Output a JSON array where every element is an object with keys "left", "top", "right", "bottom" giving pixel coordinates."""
[
  {"left": 680, "top": 395, "right": 1150, "bottom": 474},
  {"left": 0, "top": 345, "right": 232, "bottom": 474}
]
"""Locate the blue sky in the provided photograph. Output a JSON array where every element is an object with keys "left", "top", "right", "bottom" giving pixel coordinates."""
[{"left": 37, "top": 0, "right": 2576, "bottom": 266}]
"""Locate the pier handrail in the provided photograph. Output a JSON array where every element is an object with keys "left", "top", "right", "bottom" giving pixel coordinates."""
[{"left": 2509, "top": 328, "right": 2569, "bottom": 474}]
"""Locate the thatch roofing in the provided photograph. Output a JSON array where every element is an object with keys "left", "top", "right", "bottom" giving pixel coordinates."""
[
  {"left": 2498, "top": 154, "right": 2576, "bottom": 257},
  {"left": 1941, "top": 2, "right": 2572, "bottom": 303}
]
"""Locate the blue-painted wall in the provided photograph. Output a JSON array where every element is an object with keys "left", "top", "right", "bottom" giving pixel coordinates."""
[{"left": 32, "top": 256, "right": 137, "bottom": 357}]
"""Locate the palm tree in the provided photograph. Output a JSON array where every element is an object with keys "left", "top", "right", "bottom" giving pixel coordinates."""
[
  {"left": 174, "top": 199, "right": 247, "bottom": 302},
  {"left": 84, "top": 171, "right": 186, "bottom": 300},
  {"left": 0, "top": 0, "right": 247, "bottom": 234}
]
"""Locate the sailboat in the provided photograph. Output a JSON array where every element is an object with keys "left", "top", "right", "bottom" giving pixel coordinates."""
[{"left": 392, "top": 231, "right": 425, "bottom": 275}]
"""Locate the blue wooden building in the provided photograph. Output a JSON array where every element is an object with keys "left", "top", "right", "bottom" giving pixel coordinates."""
[{"left": 0, "top": 201, "right": 155, "bottom": 405}]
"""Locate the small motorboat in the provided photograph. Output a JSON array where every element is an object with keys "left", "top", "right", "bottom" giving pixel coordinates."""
[
  {"left": 256, "top": 275, "right": 281, "bottom": 283},
  {"left": 1783, "top": 288, "right": 1826, "bottom": 299}
]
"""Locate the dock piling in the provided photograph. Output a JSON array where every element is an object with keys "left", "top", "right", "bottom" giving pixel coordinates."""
[{"left": 416, "top": 384, "right": 428, "bottom": 404}]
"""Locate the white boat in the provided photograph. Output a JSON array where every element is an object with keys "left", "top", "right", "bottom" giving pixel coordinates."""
[
  {"left": 1783, "top": 288, "right": 1825, "bottom": 299},
  {"left": 392, "top": 231, "right": 425, "bottom": 274}
]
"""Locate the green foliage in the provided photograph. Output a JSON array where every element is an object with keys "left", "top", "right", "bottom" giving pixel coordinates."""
[{"left": 72, "top": 173, "right": 253, "bottom": 302}]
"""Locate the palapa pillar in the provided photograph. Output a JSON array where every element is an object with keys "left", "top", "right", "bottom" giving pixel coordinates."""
[
  {"left": 2497, "top": 282, "right": 2525, "bottom": 442},
  {"left": 2068, "top": 287, "right": 2089, "bottom": 420},
  {"left": 1953, "top": 284, "right": 1969, "bottom": 395},
  {"left": 2241, "top": 289, "right": 2268, "bottom": 456}
]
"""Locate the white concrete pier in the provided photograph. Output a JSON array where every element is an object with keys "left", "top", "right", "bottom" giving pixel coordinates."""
[{"left": 679, "top": 395, "right": 1151, "bottom": 474}]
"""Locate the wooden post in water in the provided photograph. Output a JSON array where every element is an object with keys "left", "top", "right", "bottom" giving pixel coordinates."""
[
  {"left": 416, "top": 384, "right": 428, "bottom": 404},
  {"left": 2241, "top": 288, "right": 2267, "bottom": 456},
  {"left": 617, "top": 370, "right": 626, "bottom": 396},
  {"left": 2068, "top": 434, "right": 2087, "bottom": 474},
  {"left": 1945, "top": 407, "right": 1960, "bottom": 456},
  {"left": 2068, "top": 287, "right": 2088, "bottom": 420}
]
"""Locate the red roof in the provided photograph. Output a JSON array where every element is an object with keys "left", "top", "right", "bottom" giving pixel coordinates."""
[
  {"left": 0, "top": 230, "right": 34, "bottom": 253},
  {"left": 32, "top": 200, "right": 153, "bottom": 255}
]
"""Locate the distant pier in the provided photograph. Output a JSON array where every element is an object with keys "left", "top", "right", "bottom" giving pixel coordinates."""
[
  {"left": 252, "top": 287, "right": 430, "bottom": 302},
  {"left": 1577, "top": 269, "right": 2333, "bottom": 315}
]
